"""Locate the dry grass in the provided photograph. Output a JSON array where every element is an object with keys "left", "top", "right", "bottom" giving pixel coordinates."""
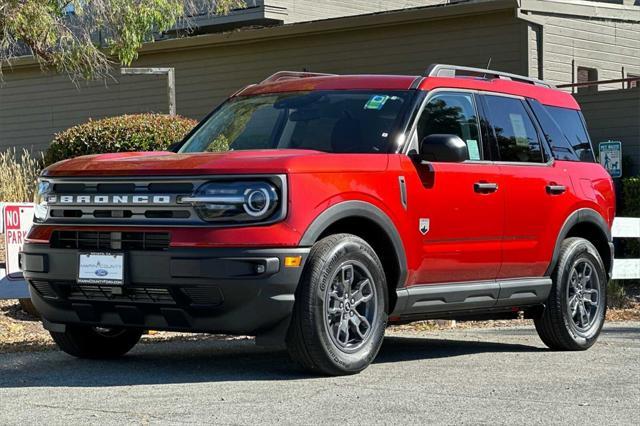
[{"left": 0, "top": 148, "right": 42, "bottom": 203}]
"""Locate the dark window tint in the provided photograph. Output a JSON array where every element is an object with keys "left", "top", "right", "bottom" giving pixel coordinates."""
[
  {"left": 545, "top": 106, "right": 595, "bottom": 162},
  {"left": 528, "top": 99, "right": 578, "bottom": 161},
  {"left": 180, "top": 91, "right": 413, "bottom": 154},
  {"left": 417, "top": 92, "right": 482, "bottom": 160},
  {"left": 484, "top": 95, "right": 544, "bottom": 163}
]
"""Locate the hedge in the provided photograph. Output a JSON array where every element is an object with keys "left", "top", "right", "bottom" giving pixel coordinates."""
[{"left": 44, "top": 114, "right": 198, "bottom": 166}]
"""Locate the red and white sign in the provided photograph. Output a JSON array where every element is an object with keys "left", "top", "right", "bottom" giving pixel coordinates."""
[{"left": 3, "top": 203, "right": 35, "bottom": 275}]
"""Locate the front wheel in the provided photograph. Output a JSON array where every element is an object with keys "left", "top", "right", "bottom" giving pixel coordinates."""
[
  {"left": 535, "top": 237, "right": 607, "bottom": 350},
  {"left": 286, "top": 234, "right": 388, "bottom": 376},
  {"left": 50, "top": 325, "right": 143, "bottom": 359}
]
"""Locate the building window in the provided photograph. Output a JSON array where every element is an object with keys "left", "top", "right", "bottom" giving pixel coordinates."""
[
  {"left": 629, "top": 74, "right": 640, "bottom": 89},
  {"left": 577, "top": 67, "right": 598, "bottom": 94}
]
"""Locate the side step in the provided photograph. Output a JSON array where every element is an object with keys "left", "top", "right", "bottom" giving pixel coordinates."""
[{"left": 392, "top": 278, "right": 552, "bottom": 317}]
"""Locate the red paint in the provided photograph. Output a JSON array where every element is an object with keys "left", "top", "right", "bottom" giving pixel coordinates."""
[{"left": 31, "top": 72, "right": 615, "bottom": 288}]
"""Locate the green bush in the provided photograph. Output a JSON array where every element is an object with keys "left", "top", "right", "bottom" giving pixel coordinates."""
[
  {"left": 44, "top": 114, "right": 198, "bottom": 166},
  {"left": 620, "top": 176, "right": 640, "bottom": 217}
]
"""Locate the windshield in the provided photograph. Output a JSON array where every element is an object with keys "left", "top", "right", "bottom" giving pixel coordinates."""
[{"left": 179, "top": 90, "right": 413, "bottom": 154}]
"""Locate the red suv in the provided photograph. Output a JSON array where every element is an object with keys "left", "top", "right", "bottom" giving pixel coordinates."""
[{"left": 22, "top": 65, "right": 615, "bottom": 375}]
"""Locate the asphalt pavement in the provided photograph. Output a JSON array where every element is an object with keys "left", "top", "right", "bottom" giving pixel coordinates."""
[{"left": 0, "top": 322, "right": 638, "bottom": 425}]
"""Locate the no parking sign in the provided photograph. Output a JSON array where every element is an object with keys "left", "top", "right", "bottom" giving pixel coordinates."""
[{"left": 3, "top": 203, "right": 35, "bottom": 275}]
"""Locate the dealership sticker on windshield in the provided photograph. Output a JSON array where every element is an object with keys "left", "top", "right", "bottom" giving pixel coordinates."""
[
  {"left": 364, "top": 95, "right": 389, "bottom": 110},
  {"left": 78, "top": 252, "right": 124, "bottom": 286}
]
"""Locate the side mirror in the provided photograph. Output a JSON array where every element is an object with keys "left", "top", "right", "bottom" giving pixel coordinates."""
[{"left": 418, "top": 134, "right": 469, "bottom": 163}]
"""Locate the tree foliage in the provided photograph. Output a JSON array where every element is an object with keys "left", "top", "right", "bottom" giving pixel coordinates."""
[{"left": 0, "top": 0, "right": 243, "bottom": 80}]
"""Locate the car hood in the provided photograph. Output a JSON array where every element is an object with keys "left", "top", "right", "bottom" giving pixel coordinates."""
[{"left": 42, "top": 150, "right": 390, "bottom": 177}]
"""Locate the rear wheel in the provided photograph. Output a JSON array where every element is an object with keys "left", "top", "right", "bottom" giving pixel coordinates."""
[
  {"left": 286, "top": 234, "right": 388, "bottom": 376},
  {"left": 50, "top": 326, "right": 143, "bottom": 359},
  {"left": 535, "top": 237, "right": 607, "bottom": 350}
]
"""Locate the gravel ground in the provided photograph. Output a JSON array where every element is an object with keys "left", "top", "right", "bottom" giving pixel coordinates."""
[{"left": 0, "top": 321, "right": 637, "bottom": 425}]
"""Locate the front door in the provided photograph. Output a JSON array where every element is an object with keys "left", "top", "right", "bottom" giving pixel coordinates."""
[{"left": 405, "top": 91, "right": 504, "bottom": 285}]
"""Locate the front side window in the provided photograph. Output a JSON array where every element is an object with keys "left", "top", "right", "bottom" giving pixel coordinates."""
[
  {"left": 416, "top": 92, "right": 482, "bottom": 160},
  {"left": 179, "top": 90, "right": 413, "bottom": 154},
  {"left": 484, "top": 95, "right": 544, "bottom": 163}
]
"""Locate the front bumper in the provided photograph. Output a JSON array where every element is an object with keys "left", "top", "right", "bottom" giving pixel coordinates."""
[{"left": 21, "top": 243, "right": 309, "bottom": 335}]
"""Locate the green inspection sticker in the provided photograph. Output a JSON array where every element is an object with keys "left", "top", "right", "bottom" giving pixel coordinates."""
[{"left": 364, "top": 95, "right": 390, "bottom": 110}]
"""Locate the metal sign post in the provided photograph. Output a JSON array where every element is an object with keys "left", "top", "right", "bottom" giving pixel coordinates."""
[{"left": 121, "top": 67, "right": 176, "bottom": 116}]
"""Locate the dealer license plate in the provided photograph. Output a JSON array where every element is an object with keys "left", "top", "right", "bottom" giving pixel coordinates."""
[{"left": 77, "top": 252, "right": 124, "bottom": 286}]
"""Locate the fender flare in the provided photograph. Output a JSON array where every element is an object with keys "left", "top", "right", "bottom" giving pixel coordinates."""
[
  {"left": 300, "top": 201, "right": 408, "bottom": 288},
  {"left": 545, "top": 208, "right": 613, "bottom": 277}
]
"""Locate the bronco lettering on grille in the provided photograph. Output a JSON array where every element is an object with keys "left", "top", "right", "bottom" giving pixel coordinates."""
[{"left": 48, "top": 195, "right": 173, "bottom": 205}]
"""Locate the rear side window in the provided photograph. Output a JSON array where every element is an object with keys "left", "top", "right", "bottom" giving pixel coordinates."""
[
  {"left": 484, "top": 95, "right": 544, "bottom": 163},
  {"left": 544, "top": 106, "right": 595, "bottom": 162}
]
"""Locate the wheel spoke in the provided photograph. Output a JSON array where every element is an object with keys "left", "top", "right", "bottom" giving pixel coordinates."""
[
  {"left": 340, "top": 264, "right": 354, "bottom": 296},
  {"left": 569, "top": 269, "right": 580, "bottom": 291},
  {"left": 327, "top": 305, "right": 342, "bottom": 315},
  {"left": 569, "top": 294, "right": 580, "bottom": 316},
  {"left": 583, "top": 263, "right": 592, "bottom": 283},
  {"left": 583, "top": 289, "right": 599, "bottom": 305},
  {"left": 350, "top": 311, "right": 371, "bottom": 339},
  {"left": 578, "top": 303, "right": 590, "bottom": 327},
  {"left": 337, "top": 318, "right": 350, "bottom": 345},
  {"left": 351, "top": 279, "right": 373, "bottom": 307}
]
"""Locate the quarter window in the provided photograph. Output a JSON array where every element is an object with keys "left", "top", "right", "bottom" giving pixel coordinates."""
[
  {"left": 417, "top": 92, "right": 482, "bottom": 160},
  {"left": 545, "top": 106, "right": 595, "bottom": 162},
  {"left": 484, "top": 95, "right": 544, "bottom": 163}
]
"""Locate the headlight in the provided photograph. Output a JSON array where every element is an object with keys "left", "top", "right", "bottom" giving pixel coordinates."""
[
  {"left": 179, "top": 180, "right": 281, "bottom": 224},
  {"left": 34, "top": 179, "right": 51, "bottom": 222}
]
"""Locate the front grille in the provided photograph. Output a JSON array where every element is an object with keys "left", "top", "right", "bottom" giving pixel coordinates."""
[
  {"left": 51, "top": 231, "right": 170, "bottom": 251},
  {"left": 67, "top": 285, "right": 175, "bottom": 304},
  {"left": 44, "top": 177, "right": 206, "bottom": 225}
]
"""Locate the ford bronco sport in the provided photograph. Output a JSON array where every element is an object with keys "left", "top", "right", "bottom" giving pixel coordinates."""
[{"left": 21, "top": 64, "right": 615, "bottom": 375}]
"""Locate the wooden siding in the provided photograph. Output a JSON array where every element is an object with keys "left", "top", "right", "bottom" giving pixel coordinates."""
[
  {"left": 269, "top": 1, "right": 448, "bottom": 23},
  {"left": 526, "top": 12, "right": 640, "bottom": 88},
  {"left": 576, "top": 88, "right": 640, "bottom": 175},
  {"left": 0, "top": 10, "right": 524, "bottom": 152}
]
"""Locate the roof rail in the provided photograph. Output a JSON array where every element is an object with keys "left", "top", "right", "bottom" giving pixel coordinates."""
[
  {"left": 425, "top": 64, "right": 553, "bottom": 88},
  {"left": 260, "top": 71, "right": 337, "bottom": 85}
]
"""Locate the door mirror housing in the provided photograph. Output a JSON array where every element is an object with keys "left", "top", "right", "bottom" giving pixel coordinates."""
[{"left": 419, "top": 134, "right": 469, "bottom": 163}]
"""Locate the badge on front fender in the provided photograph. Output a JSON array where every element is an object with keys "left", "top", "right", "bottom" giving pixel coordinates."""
[{"left": 419, "top": 218, "right": 430, "bottom": 235}]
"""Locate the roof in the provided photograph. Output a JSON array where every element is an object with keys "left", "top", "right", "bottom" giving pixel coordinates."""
[{"left": 237, "top": 72, "right": 580, "bottom": 110}]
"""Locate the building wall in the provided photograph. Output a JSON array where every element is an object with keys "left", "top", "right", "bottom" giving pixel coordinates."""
[
  {"left": 525, "top": 12, "right": 640, "bottom": 87},
  {"left": 0, "top": 9, "right": 524, "bottom": 152},
  {"left": 576, "top": 88, "right": 640, "bottom": 176},
  {"left": 269, "top": 1, "right": 448, "bottom": 23}
]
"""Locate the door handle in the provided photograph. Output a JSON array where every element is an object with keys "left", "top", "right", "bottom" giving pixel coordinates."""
[
  {"left": 546, "top": 184, "right": 566, "bottom": 195},
  {"left": 474, "top": 182, "right": 498, "bottom": 193}
]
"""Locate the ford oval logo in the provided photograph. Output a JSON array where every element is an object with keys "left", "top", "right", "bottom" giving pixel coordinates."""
[{"left": 95, "top": 269, "right": 108, "bottom": 277}]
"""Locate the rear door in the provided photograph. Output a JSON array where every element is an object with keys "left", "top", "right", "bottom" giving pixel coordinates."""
[{"left": 479, "top": 94, "right": 574, "bottom": 279}]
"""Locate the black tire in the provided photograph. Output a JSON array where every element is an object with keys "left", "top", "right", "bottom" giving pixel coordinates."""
[
  {"left": 50, "top": 326, "right": 143, "bottom": 359},
  {"left": 535, "top": 237, "right": 607, "bottom": 351},
  {"left": 286, "top": 233, "right": 388, "bottom": 376}
]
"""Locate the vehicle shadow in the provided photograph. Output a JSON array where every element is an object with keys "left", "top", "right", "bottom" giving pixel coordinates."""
[{"left": 0, "top": 335, "right": 543, "bottom": 389}]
